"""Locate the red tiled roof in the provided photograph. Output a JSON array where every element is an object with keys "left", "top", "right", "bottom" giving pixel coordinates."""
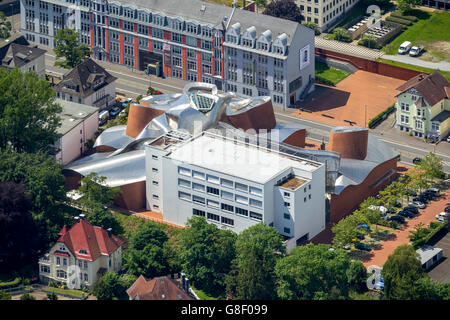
[
  {"left": 126, "top": 276, "right": 194, "bottom": 300},
  {"left": 56, "top": 219, "right": 125, "bottom": 261},
  {"left": 395, "top": 71, "right": 449, "bottom": 106}
]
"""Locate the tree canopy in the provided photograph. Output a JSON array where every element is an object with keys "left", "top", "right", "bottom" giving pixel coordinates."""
[
  {"left": 263, "top": 0, "right": 303, "bottom": 23},
  {"left": 0, "top": 68, "right": 62, "bottom": 153},
  {"left": 179, "top": 217, "right": 237, "bottom": 297},
  {"left": 54, "top": 28, "right": 92, "bottom": 69},
  {"left": 77, "top": 172, "right": 121, "bottom": 209},
  {"left": 275, "top": 244, "right": 353, "bottom": 300},
  {"left": 0, "top": 11, "right": 12, "bottom": 39},
  {"left": 226, "top": 223, "right": 285, "bottom": 300},
  {"left": 397, "top": 0, "right": 421, "bottom": 11}
]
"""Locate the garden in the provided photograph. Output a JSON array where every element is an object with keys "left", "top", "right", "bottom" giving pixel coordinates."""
[{"left": 315, "top": 62, "right": 351, "bottom": 86}]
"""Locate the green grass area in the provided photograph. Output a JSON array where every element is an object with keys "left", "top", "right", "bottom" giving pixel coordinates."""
[
  {"left": 382, "top": 11, "right": 450, "bottom": 61},
  {"left": 315, "top": 62, "right": 351, "bottom": 85},
  {"left": 377, "top": 58, "right": 450, "bottom": 81},
  {"left": 191, "top": 286, "right": 220, "bottom": 300},
  {"left": 44, "top": 287, "right": 85, "bottom": 298}
]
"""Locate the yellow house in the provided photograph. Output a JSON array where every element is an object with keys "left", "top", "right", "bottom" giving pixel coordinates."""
[{"left": 395, "top": 71, "right": 450, "bottom": 141}]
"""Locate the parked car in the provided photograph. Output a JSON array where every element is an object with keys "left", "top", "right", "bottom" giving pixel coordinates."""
[
  {"left": 398, "top": 41, "right": 412, "bottom": 54},
  {"left": 403, "top": 206, "right": 419, "bottom": 214},
  {"left": 388, "top": 215, "right": 405, "bottom": 224},
  {"left": 398, "top": 210, "right": 414, "bottom": 218},
  {"left": 355, "top": 242, "right": 371, "bottom": 251},
  {"left": 342, "top": 245, "right": 351, "bottom": 250},
  {"left": 445, "top": 205, "right": 450, "bottom": 214},
  {"left": 356, "top": 233, "right": 365, "bottom": 240},
  {"left": 357, "top": 224, "right": 371, "bottom": 231},
  {"left": 394, "top": 202, "right": 402, "bottom": 208},
  {"left": 406, "top": 190, "right": 417, "bottom": 197},
  {"left": 121, "top": 98, "right": 133, "bottom": 109},
  {"left": 98, "top": 110, "right": 109, "bottom": 125},
  {"left": 109, "top": 106, "right": 121, "bottom": 118},
  {"left": 413, "top": 157, "right": 423, "bottom": 164},
  {"left": 408, "top": 201, "right": 426, "bottom": 209},
  {"left": 437, "top": 216, "right": 446, "bottom": 223},
  {"left": 409, "top": 45, "right": 424, "bottom": 57},
  {"left": 421, "top": 191, "right": 436, "bottom": 200},
  {"left": 425, "top": 188, "right": 440, "bottom": 196},
  {"left": 413, "top": 196, "right": 429, "bottom": 204},
  {"left": 436, "top": 212, "right": 449, "bottom": 219},
  {"left": 447, "top": 135, "right": 450, "bottom": 143},
  {"left": 369, "top": 206, "right": 388, "bottom": 215}
]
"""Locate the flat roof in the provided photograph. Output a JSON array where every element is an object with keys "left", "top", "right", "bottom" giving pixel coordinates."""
[
  {"left": 416, "top": 246, "right": 443, "bottom": 264},
  {"left": 56, "top": 99, "right": 99, "bottom": 136},
  {"left": 166, "top": 132, "right": 322, "bottom": 184},
  {"left": 431, "top": 110, "right": 450, "bottom": 123},
  {"left": 279, "top": 177, "right": 308, "bottom": 191}
]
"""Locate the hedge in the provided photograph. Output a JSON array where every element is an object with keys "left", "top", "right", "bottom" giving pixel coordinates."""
[
  {"left": 390, "top": 11, "right": 418, "bottom": 22},
  {"left": 386, "top": 16, "right": 413, "bottom": 26},
  {"left": 0, "top": 277, "right": 21, "bottom": 289},
  {"left": 411, "top": 220, "right": 448, "bottom": 249},
  {"left": 368, "top": 104, "right": 395, "bottom": 128},
  {"left": 315, "top": 75, "right": 336, "bottom": 87}
]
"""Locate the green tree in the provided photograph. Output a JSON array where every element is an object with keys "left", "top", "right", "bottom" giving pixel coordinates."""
[
  {"left": 412, "top": 277, "right": 444, "bottom": 300},
  {"left": 92, "top": 272, "right": 123, "bottom": 300},
  {"left": 0, "top": 68, "right": 62, "bottom": 153},
  {"left": 180, "top": 217, "right": 237, "bottom": 297},
  {"left": 20, "top": 293, "right": 36, "bottom": 300},
  {"left": 77, "top": 172, "right": 121, "bottom": 210},
  {"left": 85, "top": 205, "right": 123, "bottom": 235},
  {"left": 47, "top": 292, "right": 58, "bottom": 300},
  {"left": 333, "top": 28, "right": 351, "bottom": 42},
  {"left": 275, "top": 244, "right": 351, "bottom": 300},
  {"left": 397, "top": 0, "right": 421, "bottom": 11},
  {"left": 118, "top": 274, "right": 137, "bottom": 293},
  {"left": 382, "top": 244, "right": 425, "bottom": 300},
  {"left": 54, "top": 28, "right": 91, "bottom": 69},
  {"left": 263, "top": 0, "right": 303, "bottom": 23},
  {"left": 124, "top": 221, "right": 171, "bottom": 279},
  {"left": 0, "top": 149, "right": 69, "bottom": 244},
  {"left": 254, "top": 0, "right": 267, "bottom": 13},
  {"left": 0, "top": 290, "right": 11, "bottom": 300},
  {"left": 302, "top": 21, "right": 321, "bottom": 35},
  {"left": 419, "top": 152, "right": 444, "bottom": 183},
  {"left": 226, "top": 223, "right": 285, "bottom": 300},
  {"left": 347, "top": 260, "right": 368, "bottom": 293},
  {"left": 407, "top": 166, "right": 431, "bottom": 193},
  {"left": 358, "top": 34, "right": 380, "bottom": 49},
  {"left": 0, "top": 11, "right": 12, "bottom": 39}
]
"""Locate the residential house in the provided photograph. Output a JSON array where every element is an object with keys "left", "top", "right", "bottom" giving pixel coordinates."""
[
  {"left": 395, "top": 71, "right": 450, "bottom": 141},
  {"left": 126, "top": 275, "right": 195, "bottom": 300},
  {"left": 55, "top": 58, "right": 117, "bottom": 110},
  {"left": 38, "top": 215, "right": 125, "bottom": 289},
  {"left": 53, "top": 99, "right": 99, "bottom": 165}
]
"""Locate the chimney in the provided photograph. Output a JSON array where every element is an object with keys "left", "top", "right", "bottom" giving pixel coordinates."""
[
  {"left": 79, "top": 213, "right": 85, "bottom": 220},
  {"left": 181, "top": 273, "right": 186, "bottom": 290},
  {"left": 185, "top": 277, "right": 190, "bottom": 293},
  {"left": 107, "top": 228, "right": 112, "bottom": 237}
]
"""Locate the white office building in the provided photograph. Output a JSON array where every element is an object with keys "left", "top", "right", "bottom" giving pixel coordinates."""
[{"left": 145, "top": 130, "right": 326, "bottom": 250}]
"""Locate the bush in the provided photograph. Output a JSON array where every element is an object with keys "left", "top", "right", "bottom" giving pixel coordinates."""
[
  {"left": 368, "top": 104, "right": 395, "bottom": 128},
  {"left": 0, "top": 290, "right": 11, "bottom": 300},
  {"left": 378, "top": 219, "right": 399, "bottom": 229},
  {"left": 333, "top": 28, "right": 351, "bottom": 42},
  {"left": 315, "top": 75, "right": 336, "bottom": 86},
  {"left": 390, "top": 11, "right": 418, "bottom": 22},
  {"left": 386, "top": 16, "right": 413, "bottom": 26},
  {"left": 358, "top": 35, "right": 381, "bottom": 49},
  {"left": 47, "top": 292, "right": 58, "bottom": 300},
  {"left": 0, "top": 277, "right": 21, "bottom": 289},
  {"left": 20, "top": 293, "right": 35, "bottom": 300},
  {"left": 302, "top": 22, "right": 321, "bottom": 35}
]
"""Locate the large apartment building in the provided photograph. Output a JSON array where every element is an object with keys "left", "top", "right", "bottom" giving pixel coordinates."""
[
  {"left": 145, "top": 131, "right": 326, "bottom": 250},
  {"left": 295, "top": 0, "right": 361, "bottom": 32},
  {"left": 20, "top": 0, "right": 315, "bottom": 107}
]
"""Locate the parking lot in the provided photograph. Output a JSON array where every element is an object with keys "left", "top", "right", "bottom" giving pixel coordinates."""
[{"left": 427, "top": 228, "right": 450, "bottom": 283}]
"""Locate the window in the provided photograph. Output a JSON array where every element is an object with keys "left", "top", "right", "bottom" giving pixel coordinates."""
[
  {"left": 206, "top": 174, "right": 219, "bottom": 184},
  {"left": 40, "top": 265, "right": 50, "bottom": 273},
  {"left": 284, "top": 213, "right": 290, "bottom": 220},
  {"left": 152, "top": 180, "right": 159, "bottom": 186},
  {"left": 193, "top": 208, "right": 205, "bottom": 217},
  {"left": 304, "top": 197, "right": 307, "bottom": 202},
  {"left": 178, "top": 191, "right": 191, "bottom": 201},
  {"left": 84, "top": 261, "right": 88, "bottom": 269},
  {"left": 284, "top": 227, "right": 291, "bottom": 234},
  {"left": 236, "top": 194, "right": 248, "bottom": 204},
  {"left": 249, "top": 186, "right": 262, "bottom": 197},
  {"left": 284, "top": 192, "right": 290, "bottom": 198},
  {"left": 207, "top": 199, "right": 219, "bottom": 208},
  {"left": 152, "top": 168, "right": 158, "bottom": 173},
  {"left": 207, "top": 186, "right": 220, "bottom": 196},
  {"left": 192, "top": 182, "right": 205, "bottom": 192},
  {"left": 153, "top": 28, "right": 163, "bottom": 39},
  {"left": 250, "top": 198, "right": 262, "bottom": 208},
  {"left": 415, "top": 120, "right": 423, "bottom": 130},
  {"left": 192, "top": 170, "right": 205, "bottom": 180},
  {"left": 221, "top": 203, "right": 234, "bottom": 213},
  {"left": 56, "top": 257, "right": 60, "bottom": 265},
  {"left": 250, "top": 211, "right": 262, "bottom": 221},
  {"left": 172, "top": 33, "right": 182, "bottom": 43},
  {"left": 221, "top": 190, "right": 233, "bottom": 200},
  {"left": 193, "top": 195, "right": 205, "bottom": 205},
  {"left": 235, "top": 207, "right": 248, "bottom": 216},
  {"left": 63, "top": 258, "right": 67, "bottom": 266},
  {"left": 284, "top": 202, "right": 290, "bottom": 208},
  {"left": 84, "top": 273, "right": 88, "bottom": 282},
  {"left": 221, "top": 217, "right": 234, "bottom": 226},
  {"left": 235, "top": 182, "right": 248, "bottom": 192},
  {"left": 178, "top": 167, "right": 191, "bottom": 176},
  {"left": 221, "top": 178, "right": 233, "bottom": 188},
  {"left": 56, "top": 270, "right": 67, "bottom": 279},
  {"left": 207, "top": 212, "right": 220, "bottom": 222},
  {"left": 153, "top": 195, "right": 159, "bottom": 200},
  {"left": 186, "top": 36, "right": 197, "bottom": 47},
  {"left": 152, "top": 155, "right": 158, "bottom": 160}
]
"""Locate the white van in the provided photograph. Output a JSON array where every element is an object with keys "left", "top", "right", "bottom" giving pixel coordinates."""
[
  {"left": 98, "top": 110, "right": 109, "bottom": 125},
  {"left": 398, "top": 41, "right": 412, "bottom": 54}
]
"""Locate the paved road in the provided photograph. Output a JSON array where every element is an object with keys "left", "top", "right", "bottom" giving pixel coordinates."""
[{"left": 381, "top": 54, "right": 450, "bottom": 72}]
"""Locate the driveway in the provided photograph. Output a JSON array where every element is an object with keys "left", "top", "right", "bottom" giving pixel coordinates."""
[
  {"left": 362, "top": 188, "right": 450, "bottom": 269},
  {"left": 381, "top": 54, "right": 450, "bottom": 71}
]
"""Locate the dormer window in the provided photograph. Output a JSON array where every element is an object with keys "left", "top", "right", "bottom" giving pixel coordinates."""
[
  {"left": 242, "top": 38, "right": 253, "bottom": 47},
  {"left": 226, "top": 35, "right": 237, "bottom": 43},
  {"left": 123, "top": 8, "right": 134, "bottom": 19},
  {"left": 137, "top": 11, "right": 150, "bottom": 23},
  {"left": 153, "top": 15, "right": 165, "bottom": 26},
  {"left": 273, "top": 45, "right": 284, "bottom": 54},
  {"left": 257, "top": 41, "right": 268, "bottom": 51},
  {"left": 187, "top": 23, "right": 198, "bottom": 34},
  {"left": 171, "top": 19, "right": 183, "bottom": 31},
  {"left": 108, "top": 5, "right": 119, "bottom": 16},
  {"left": 201, "top": 27, "right": 212, "bottom": 38},
  {"left": 79, "top": 249, "right": 87, "bottom": 255}
]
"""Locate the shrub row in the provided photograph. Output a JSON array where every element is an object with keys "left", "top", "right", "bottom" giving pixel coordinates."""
[
  {"left": 0, "top": 277, "right": 21, "bottom": 289},
  {"left": 315, "top": 75, "right": 336, "bottom": 87},
  {"left": 378, "top": 219, "right": 399, "bottom": 229},
  {"left": 368, "top": 104, "right": 395, "bottom": 128},
  {"left": 390, "top": 11, "right": 418, "bottom": 22},
  {"left": 411, "top": 221, "right": 448, "bottom": 249},
  {"left": 386, "top": 16, "right": 413, "bottom": 26}
]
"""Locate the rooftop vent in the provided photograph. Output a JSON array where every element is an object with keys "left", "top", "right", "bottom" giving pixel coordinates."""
[{"left": 200, "top": 4, "right": 206, "bottom": 12}]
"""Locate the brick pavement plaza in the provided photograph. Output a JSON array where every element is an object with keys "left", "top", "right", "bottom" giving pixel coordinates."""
[{"left": 291, "top": 70, "right": 404, "bottom": 127}]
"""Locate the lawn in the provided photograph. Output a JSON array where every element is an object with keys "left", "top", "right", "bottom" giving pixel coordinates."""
[
  {"left": 382, "top": 11, "right": 450, "bottom": 62},
  {"left": 377, "top": 58, "right": 450, "bottom": 81},
  {"left": 315, "top": 62, "right": 351, "bottom": 85},
  {"left": 43, "top": 287, "right": 85, "bottom": 298},
  {"left": 191, "top": 286, "right": 220, "bottom": 300}
]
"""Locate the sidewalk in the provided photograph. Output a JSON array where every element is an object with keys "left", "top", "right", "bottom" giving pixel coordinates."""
[{"left": 381, "top": 54, "right": 450, "bottom": 72}]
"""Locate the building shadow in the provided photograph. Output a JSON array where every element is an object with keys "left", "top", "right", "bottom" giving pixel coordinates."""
[{"left": 299, "top": 85, "right": 351, "bottom": 113}]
